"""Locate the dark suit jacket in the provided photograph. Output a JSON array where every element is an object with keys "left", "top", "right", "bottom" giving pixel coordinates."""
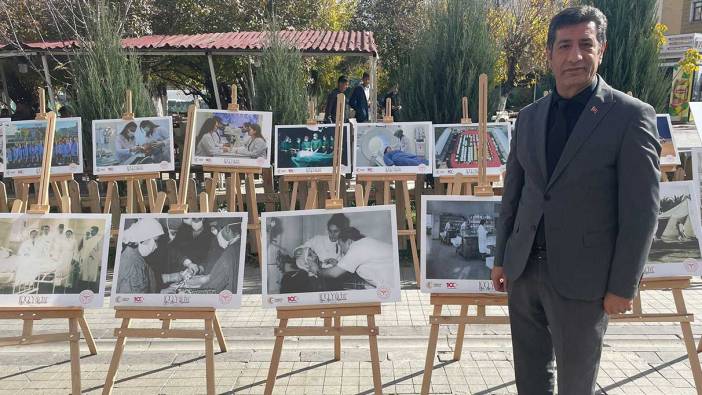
[
  {"left": 494, "top": 76, "right": 661, "bottom": 301},
  {"left": 349, "top": 85, "right": 369, "bottom": 122},
  {"left": 324, "top": 89, "right": 346, "bottom": 123}
]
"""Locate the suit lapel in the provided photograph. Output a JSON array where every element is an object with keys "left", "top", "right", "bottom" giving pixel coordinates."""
[
  {"left": 530, "top": 95, "right": 551, "bottom": 189},
  {"left": 545, "top": 79, "right": 616, "bottom": 191}
]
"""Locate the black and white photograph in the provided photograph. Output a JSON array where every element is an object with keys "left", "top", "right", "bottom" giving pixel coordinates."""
[
  {"left": 433, "top": 123, "right": 511, "bottom": 177},
  {"left": 262, "top": 205, "right": 400, "bottom": 307},
  {"left": 420, "top": 195, "right": 501, "bottom": 293},
  {"left": 3, "top": 117, "right": 83, "bottom": 177},
  {"left": 353, "top": 122, "right": 432, "bottom": 174},
  {"left": 191, "top": 109, "right": 273, "bottom": 168},
  {"left": 0, "top": 213, "right": 110, "bottom": 308},
  {"left": 274, "top": 124, "right": 351, "bottom": 175},
  {"left": 0, "top": 118, "right": 9, "bottom": 172},
  {"left": 112, "top": 213, "right": 248, "bottom": 308},
  {"left": 646, "top": 181, "right": 702, "bottom": 277},
  {"left": 656, "top": 114, "right": 680, "bottom": 166},
  {"left": 93, "top": 116, "right": 175, "bottom": 175}
]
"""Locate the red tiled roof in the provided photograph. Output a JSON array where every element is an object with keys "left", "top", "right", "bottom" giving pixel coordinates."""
[{"left": 3, "top": 31, "right": 378, "bottom": 56}]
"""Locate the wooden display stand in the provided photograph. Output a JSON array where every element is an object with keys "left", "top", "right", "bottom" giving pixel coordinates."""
[
  {"left": 355, "top": 97, "right": 421, "bottom": 284},
  {"left": 420, "top": 77, "right": 702, "bottom": 394},
  {"left": 0, "top": 112, "right": 98, "bottom": 395},
  {"left": 198, "top": 85, "right": 263, "bottom": 265},
  {"left": 97, "top": 90, "right": 167, "bottom": 215},
  {"left": 102, "top": 104, "right": 227, "bottom": 395},
  {"left": 12, "top": 88, "right": 75, "bottom": 213},
  {"left": 264, "top": 94, "right": 383, "bottom": 395}
]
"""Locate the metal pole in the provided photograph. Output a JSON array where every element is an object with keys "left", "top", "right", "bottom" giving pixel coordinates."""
[
  {"left": 207, "top": 53, "right": 222, "bottom": 110},
  {"left": 369, "top": 56, "right": 378, "bottom": 122},
  {"left": 41, "top": 55, "right": 56, "bottom": 110},
  {"left": 0, "top": 60, "right": 9, "bottom": 108}
]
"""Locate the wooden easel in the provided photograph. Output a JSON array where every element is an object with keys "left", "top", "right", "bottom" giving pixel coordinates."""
[
  {"left": 264, "top": 93, "right": 383, "bottom": 395},
  {"left": 356, "top": 96, "right": 421, "bottom": 284},
  {"left": 102, "top": 104, "right": 227, "bottom": 395},
  {"left": 199, "top": 84, "right": 263, "bottom": 266},
  {"left": 12, "top": 88, "right": 74, "bottom": 213},
  {"left": 1, "top": 112, "right": 98, "bottom": 395},
  {"left": 280, "top": 99, "right": 336, "bottom": 211},
  {"left": 420, "top": 77, "right": 702, "bottom": 394}
]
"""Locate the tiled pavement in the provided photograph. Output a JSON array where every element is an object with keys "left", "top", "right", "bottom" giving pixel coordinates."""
[{"left": 1, "top": 263, "right": 702, "bottom": 394}]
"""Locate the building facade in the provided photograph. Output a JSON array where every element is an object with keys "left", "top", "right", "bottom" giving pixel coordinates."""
[{"left": 659, "top": 0, "right": 702, "bottom": 35}]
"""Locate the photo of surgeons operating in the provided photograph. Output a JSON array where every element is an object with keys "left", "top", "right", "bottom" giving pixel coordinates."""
[{"left": 274, "top": 124, "right": 350, "bottom": 174}]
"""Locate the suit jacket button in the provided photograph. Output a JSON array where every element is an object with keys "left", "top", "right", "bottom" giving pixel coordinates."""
[{"left": 544, "top": 194, "right": 551, "bottom": 201}]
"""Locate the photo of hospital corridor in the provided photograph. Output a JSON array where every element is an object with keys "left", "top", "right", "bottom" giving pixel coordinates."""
[
  {"left": 425, "top": 200, "right": 500, "bottom": 281},
  {"left": 434, "top": 125, "right": 509, "bottom": 172}
]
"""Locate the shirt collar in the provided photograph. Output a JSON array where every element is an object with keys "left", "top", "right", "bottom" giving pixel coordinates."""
[{"left": 553, "top": 75, "right": 598, "bottom": 106}]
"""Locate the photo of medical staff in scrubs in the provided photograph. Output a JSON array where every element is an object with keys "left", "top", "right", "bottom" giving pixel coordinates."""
[
  {"left": 92, "top": 117, "right": 175, "bottom": 175},
  {"left": 112, "top": 213, "right": 248, "bottom": 308},
  {"left": 262, "top": 206, "right": 401, "bottom": 307},
  {"left": 274, "top": 124, "right": 351, "bottom": 175},
  {"left": 192, "top": 109, "right": 273, "bottom": 168},
  {"left": 354, "top": 122, "right": 432, "bottom": 174},
  {"left": 420, "top": 196, "right": 502, "bottom": 293},
  {"left": 4, "top": 118, "right": 83, "bottom": 177},
  {"left": 0, "top": 213, "right": 110, "bottom": 308}
]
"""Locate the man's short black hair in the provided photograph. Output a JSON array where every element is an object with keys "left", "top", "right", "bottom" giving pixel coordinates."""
[
  {"left": 362, "top": 72, "right": 370, "bottom": 79},
  {"left": 327, "top": 213, "right": 350, "bottom": 230},
  {"left": 338, "top": 75, "right": 349, "bottom": 84},
  {"left": 547, "top": 6, "right": 607, "bottom": 50}
]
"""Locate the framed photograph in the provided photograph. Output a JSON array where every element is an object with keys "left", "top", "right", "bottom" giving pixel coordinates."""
[
  {"left": 433, "top": 123, "right": 511, "bottom": 177},
  {"left": 420, "top": 195, "right": 501, "bottom": 293},
  {"left": 0, "top": 118, "right": 9, "bottom": 172},
  {"left": 0, "top": 213, "right": 111, "bottom": 308},
  {"left": 92, "top": 116, "right": 175, "bottom": 175},
  {"left": 3, "top": 117, "right": 83, "bottom": 177},
  {"left": 353, "top": 122, "right": 432, "bottom": 174},
  {"left": 657, "top": 114, "right": 681, "bottom": 166},
  {"left": 192, "top": 109, "right": 273, "bottom": 168},
  {"left": 646, "top": 181, "right": 702, "bottom": 277},
  {"left": 689, "top": 102, "right": 702, "bottom": 147},
  {"left": 274, "top": 124, "right": 351, "bottom": 175},
  {"left": 112, "top": 212, "right": 248, "bottom": 308},
  {"left": 262, "top": 205, "right": 400, "bottom": 307}
]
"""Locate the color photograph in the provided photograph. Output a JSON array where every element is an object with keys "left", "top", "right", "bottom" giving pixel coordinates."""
[
  {"left": 656, "top": 114, "right": 680, "bottom": 166},
  {"left": 353, "top": 122, "right": 432, "bottom": 174},
  {"left": 646, "top": 181, "right": 702, "bottom": 277},
  {"left": 192, "top": 109, "right": 273, "bottom": 168},
  {"left": 0, "top": 213, "right": 110, "bottom": 308},
  {"left": 262, "top": 205, "right": 400, "bottom": 307},
  {"left": 3, "top": 117, "right": 83, "bottom": 177},
  {"left": 433, "top": 123, "right": 511, "bottom": 176},
  {"left": 274, "top": 124, "right": 351, "bottom": 175},
  {"left": 420, "top": 195, "right": 501, "bottom": 293},
  {"left": 93, "top": 116, "right": 175, "bottom": 175},
  {"left": 112, "top": 213, "right": 248, "bottom": 308}
]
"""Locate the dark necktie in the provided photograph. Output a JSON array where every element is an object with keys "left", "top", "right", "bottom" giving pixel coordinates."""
[{"left": 546, "top": 99, "right": 569, "bottom": 179}]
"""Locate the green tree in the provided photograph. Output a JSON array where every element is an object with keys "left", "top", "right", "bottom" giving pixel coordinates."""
[
  {"left": 400, "top": 0, "right": 497, "bottom": 123},
  {"left": 581, "top": 0, "right": 670, "bottom": 110}
]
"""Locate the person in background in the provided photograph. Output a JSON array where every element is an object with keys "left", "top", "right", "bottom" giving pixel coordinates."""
[
  {"left": 0, "top": 108, "right": 10, "bottom": 118},
  {"left": 383, "top": 84, "right": 401, "bottom": 120},
  {"left": 311, "top": 133, "right": 322, "bottom": 151},
  {"left": 324, "top": 76, "right": 349, "bottom": 123},
  {"left": 349, "top": 72, "right": 371, "bottom": 123},
  {"left": 58, "top": 106, "right": 73, "bottom": 118}
]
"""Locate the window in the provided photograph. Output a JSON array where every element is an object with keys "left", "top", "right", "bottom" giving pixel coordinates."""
[{"left": 693, "top": 1, "right": 702, "bottom": 22}]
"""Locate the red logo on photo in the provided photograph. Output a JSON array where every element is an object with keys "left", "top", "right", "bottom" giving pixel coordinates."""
[
  {"left": 219, "top": 290, "right": 233, "bottom": 304},
  {"left": 376, "top": 287, "right": 390, "bottom": 299},
  {"left": 685, "top": 261, "right": 699, "bottom": 273},
  {"left": 79, "top": 290, "right": 94, "bottom": 305},
  {"left": 446, "top": 282, "right": 457, "bottom": 289},
  {"left": 287, "top": 296, "right": 298, "bottom": 303},
  {"left": 133, "top": 296, "right": 144, "bottom": 303}
]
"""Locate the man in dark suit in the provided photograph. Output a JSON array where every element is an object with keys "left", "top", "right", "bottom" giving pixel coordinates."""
[
  {"left": 491, "top": 6, "right": 660, "bottom": 394},
  {"left": 349, "top": 72, "right": 371, "bottom": 122},
  {"left": 324, "top": 75, "right": 349, "bottom": 124}
]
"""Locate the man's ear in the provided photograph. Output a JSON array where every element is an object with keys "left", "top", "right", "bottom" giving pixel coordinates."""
[{"left": 599, "top": 41, "right": 608, "bottom": 61}]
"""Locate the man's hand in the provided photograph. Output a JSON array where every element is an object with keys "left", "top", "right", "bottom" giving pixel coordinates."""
[
  {"left": 603, "top": 292, "right": 633, "bottom": 315},
  {"left": 491, "top": 266, "right": 507, "bottom": 292}
]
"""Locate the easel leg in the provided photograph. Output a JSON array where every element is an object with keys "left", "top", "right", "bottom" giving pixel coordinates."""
[
  {"left": 78, "top": 313, "right": 98, "bottom": 355},
  {"left": 235, "top": 173, "right": 244, "bottom": 212},
  {"left": 126, "top": 180, "right": 135, "bottom": 214},
  {"left": 363, "top": 181, "right": 372, "bottom": 206},
  {"left": 204, "top": 318, "right": 215, "bottom": 395},
  {"left": 367, "top": 314, "right": 382, "bottom": 395},
  {"left": 334, "top": 316, "right": 341, "bottom": 361},
  {"left": 290, "top": 181, "right": 299, "bottom": 211},
  {"left": 134, "top": 180, "right": 147, "bottom": 212},
  {"left": 453, "top": 305, "right": 469, "bottom": 361},
  {"left": 672, "top": 289, "right": 702, "bottom": 391},
  {"left": 103, "top": 318, "right": 130, "bottom": 395},
  {"left": 421, "top": 304, "right": 443, "bottom": 395},
  {"left": 213, "top": 313, "right": 228, "bottom": 352},
  {"left": 264, "top": 318, "right": 288, "bottom": 395},
  {"left": 103, "top": 182, "right": 114, "bottom": 214},
  {"left": 68, "top": 317, "right": 81, "bottom": 395},
  {"left": 227, "top": 174, "right": 237, "bottom": 212},
  {"left": 401, "top": 181, "right": 420, "bottom": 284},
  {"left": 208, "top": 172, "right": 218, "bottom": 212}
]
